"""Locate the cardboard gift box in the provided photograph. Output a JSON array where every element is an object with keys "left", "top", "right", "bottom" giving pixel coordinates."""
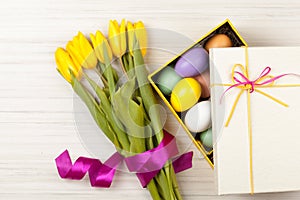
[
  {"left": 148, "top": 19, "right": 247, "bottom": 168},
  {"left": 210, "top": 46, "right": 300, "bottom": 195}
]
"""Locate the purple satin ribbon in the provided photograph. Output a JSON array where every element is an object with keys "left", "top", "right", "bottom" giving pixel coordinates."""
[{"left": 55, "top": 131, "right": 193, "bottom": 188}]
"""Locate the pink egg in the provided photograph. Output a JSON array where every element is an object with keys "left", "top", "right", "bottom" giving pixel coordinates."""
[{"left": 193, "top": 69, "right": 210, "bottom": 98}]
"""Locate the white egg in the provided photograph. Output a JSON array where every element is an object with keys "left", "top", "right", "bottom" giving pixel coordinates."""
[{"left": 184, "top": 101, "right": 211, "bottom": 133}]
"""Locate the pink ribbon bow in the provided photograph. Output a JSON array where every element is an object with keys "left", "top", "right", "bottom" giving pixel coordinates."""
[
  {"left": 221, "top": 66, "right": 295, "bottom": 101},
  {"left": 55, "top": 131, "right": 193, "bottom": 188}
]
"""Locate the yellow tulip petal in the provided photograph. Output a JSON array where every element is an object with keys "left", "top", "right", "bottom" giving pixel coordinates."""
[
  {"left": 55, "top": 48, "right": 70, "bottom": 81},
  {"left": 96, "top": 31, "right": 106, "bottom": 63},
  {"left": 78, "top": 32, "right": 93, "bottom": 53},
  {"left": 90, "top": 33, "right": 103, "bottom": 63},
  {"left": 120, "top": 19, "right": 127, "bottom": 56},
  {"left": 84, "top": 51, "right": 98, "bottom": 69},
  {"left": 95, "top": 31, "right": 105, "bottom": 43},
  {"left": 108, "top": 20, "right": 125, "bottom": 57},
  {"left": 109, "top": 20, "right": 119, "bottom": 38},
  {"left": 108, "top": 20, "right": 119, "bottom": 57},
  {"left": 78, "top": 32, "right": 97, "bottom": 69},
  {"left": 72, "top": 34, "right": 81, "bottom": 52},
  {"left": 96, "top": 30, "right": 113, "bottom": 62},
  {"left": 66, "top": 41, "right": 84, "bottom": 70},
  {"left": 134, "top": 21, "right": 144, "bottom": 29},
  {"left": 134, "top": 21, "right": 147, "bottom": 56},
  {"left": 127, "top": 21, "right": 135, "bottom": 56},
  {"left": 113, "top": 20, "right": 117, "bottom": 25},
  {"left": 55, "top": 48, "right": 81, "bottom": 83},
  {"left": 109, "top": 37, "right": 121, "bottom": 57},
  {"left": 90, "top": 33, "right": 97, "bottom": 47}
]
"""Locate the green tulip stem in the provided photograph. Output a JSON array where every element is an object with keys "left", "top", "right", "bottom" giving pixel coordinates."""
[
  {"left": 93, "top": 66, "right": 108, "bottom": 88},
  {"left": 147, "top": 180, "right": 162, "bottom": 200},
  {"left": 132, "top": 44, "right": 181, "bottom": 199},
  {"left": 170, "top": 163, "right": 183, "bottom": 200},
  {"left": 119, "top": 56, "right": 129, "bottom": 80},
  {"left": 132, "top": 44, "right": 164, "bottom": 143},
  {"left": 102, "top": 49, "right": 116, "bottom": 97},
  {"left": 121, "top": 54, "right": 129, "bottom": 72},
  {"left": 83, "top": 73, "right": 130, "bottom": 152},
  {"left": 71, "top": 74, "right": 119, "bottom": 147},
  {"left": 127, "top": 53, "right": 135, "bottom": 79}
]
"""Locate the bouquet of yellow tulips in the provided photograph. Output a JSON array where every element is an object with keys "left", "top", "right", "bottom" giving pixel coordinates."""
[{"left": 54, "top": 19, "right": 188, "bottom": 200}]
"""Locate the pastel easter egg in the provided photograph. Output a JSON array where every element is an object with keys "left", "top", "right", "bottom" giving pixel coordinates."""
[
  {"left": 170, "top": 78, "right": 201, "bottom": 112},
  {"left": 200, "top": 128, "right": 213, "bottom": 148},
  {"left": 184, "top": 101, "right": 211, "bottom": 132},
  {"left": 204, "top": 34, "right": 233, "bottom": 52},
  {"left": 175, "top": 47, "right": 209, "bottom": 77},
  {"left": 193, "top": 68, "right": 210, "bottom": 98},
  {"left": 157, "top": 66, "right": 182, "bottom": 96}
]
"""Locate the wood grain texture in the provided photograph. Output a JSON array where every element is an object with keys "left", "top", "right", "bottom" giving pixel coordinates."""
[{"left": 1, "top": 0, "right": 300, "bottom": 199}]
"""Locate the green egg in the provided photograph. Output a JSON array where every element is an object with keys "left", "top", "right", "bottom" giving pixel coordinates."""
[
  {"left": 200, "top": 128, "right": 213, "bottom": 148},
  {"left": 157, "top": 66, "right": 182, "bottom": 95}
]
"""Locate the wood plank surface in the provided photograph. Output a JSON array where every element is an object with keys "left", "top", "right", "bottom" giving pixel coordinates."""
[{"left": 1, "top": 0, "right": 300, "bottom": 199}]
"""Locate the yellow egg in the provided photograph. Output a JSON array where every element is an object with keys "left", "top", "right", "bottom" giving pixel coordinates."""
[
  {"left": 204, "top": 34, "right": 233, "bottom": 52},
  {"left": 170, "top": 78, "right": 201, "bottom": 112}
]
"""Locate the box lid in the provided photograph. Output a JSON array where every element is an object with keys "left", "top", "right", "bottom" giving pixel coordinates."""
[{"left": 210, "top": 47, "right": 300, "bottom": 195}]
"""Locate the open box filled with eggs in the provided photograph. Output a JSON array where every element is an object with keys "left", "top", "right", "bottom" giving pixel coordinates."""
[{"left": 148, "top": 19, "right": 247, "bottom": 168}]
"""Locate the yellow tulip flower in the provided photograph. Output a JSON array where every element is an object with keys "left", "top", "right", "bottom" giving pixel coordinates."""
[
  {"left": 66, "top": 32, "right": 98, "bottom": 69},
  {"left": 127, "top": 21, "right": 135, "bottom": 56},
  {"left": 108, "top": 19, "right": 126, "bottom": 57},
  {"left": 126, "top": 21, "right": 147, "bottom": 56},
  {"left": 134, "top": 21, "right": 147, "bottom": 56},
  {"left": 90, "top": 30, "right": 113, "bottom": 64},
  {"left": 55, "top": 47, "right": 81, "bottom": 83}
]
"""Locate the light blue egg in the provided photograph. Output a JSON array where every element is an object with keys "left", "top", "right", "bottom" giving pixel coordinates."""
[{"left": 200, "top": 128, "right": 213, "bottom": 148}]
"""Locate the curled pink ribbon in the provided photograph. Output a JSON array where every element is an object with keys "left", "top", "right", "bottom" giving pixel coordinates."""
[
  {"left": 55, "top": 131, "right": 193, "bottom": 188},
  {"left": 220, "top": 66, "right": 297, "bottom": 102}
]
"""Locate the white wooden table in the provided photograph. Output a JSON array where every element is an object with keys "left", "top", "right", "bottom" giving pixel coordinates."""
[{"left": 1, "top": 0, "right": 300, "bottom": 199}]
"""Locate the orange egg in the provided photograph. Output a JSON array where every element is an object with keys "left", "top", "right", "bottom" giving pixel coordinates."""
[{"left": 204, "top": 34, "right": 233, "bottom": 52}]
